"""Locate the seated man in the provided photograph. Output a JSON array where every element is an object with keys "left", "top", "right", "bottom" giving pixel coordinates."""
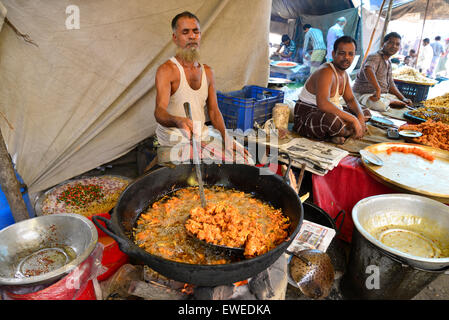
[
  {"left": 293, "top": 36, "right": 371, "bottom": 144},
  {"left": 408, "top": 49, "right": 417, "bottom": 66},
  {"left": 352, "top": 32, "right": 413, "bottom": 112},
  {"left": 272, "top": 34, "right": 296, "bottom": 61},
  {"left": 400, "top": 55, "right": 412, "bottom": 67},
  {"left": 154, "top": 11, "right": 249, "bottom": 164}
]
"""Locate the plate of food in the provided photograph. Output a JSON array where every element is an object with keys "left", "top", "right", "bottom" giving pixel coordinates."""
[
  {"left": 404, "top": 106, "right": 449, "bottom": 125},
  {"left": 403, "top": 110, "right": 426, "bottom": 123},
  {"left": 270, "top": 60, "right": 299, "bottom": 68},
  {"left": 35, "top": 175, "right": 131, "bottom": 217},
  {"left": 392, "top": 66, "right": 438, "bottom": 86},
  {"left": 361, "top": 142, "right": 449, "bottom": 203}
]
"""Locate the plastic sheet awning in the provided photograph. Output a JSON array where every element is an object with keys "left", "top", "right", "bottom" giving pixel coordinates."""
[{"left": 0, "top": 0, "right": 272, "bottom": 196}]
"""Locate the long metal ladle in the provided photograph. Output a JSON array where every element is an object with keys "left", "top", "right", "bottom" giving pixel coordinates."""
[
  {"left": 184, "top": 102, "right": 243, "bottom": 253},
  {"left": 184, "top": 102, "right": 207, "bottom": 208}
]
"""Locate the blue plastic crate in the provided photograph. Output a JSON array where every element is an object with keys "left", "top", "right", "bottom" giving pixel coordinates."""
[
  {"left": 394, "top": 80, "right": 432, "bottom": 103},
  {"left": 0, "top": 172, "right": 34, "bottom": 230},
  {"left": 217, "top": 85, "right": 284, "bottom": 131}
]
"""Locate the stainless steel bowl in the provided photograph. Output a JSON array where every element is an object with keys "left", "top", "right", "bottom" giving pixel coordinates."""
[
  {"left": 0, "top": 213, "right": 98, "bottom": 286},
  {"left": 352, "top": 194, "right": 449, "bottom": 270}
]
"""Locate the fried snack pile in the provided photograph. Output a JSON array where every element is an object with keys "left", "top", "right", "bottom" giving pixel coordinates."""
[
  {"left": 399, "top": 120, "right": 449, "bottom": 151},
  {"left": 386, "top": 146, "right": 435, "bottom": 162},
  {"left": 392, "top": 66, "right": 437, "bottom": 85},
  {"left": 423, "top": 93, "right": 449, "bottom": 107},
  {"left": 134, "top": 187, "right": 290, "bottom": 264},
  {"left": 410, "top": 106, "right": 449, "bottom": 124},
  {"left": 185, "top": 201, "right": 290, "bottom": 258},
  {"left": 186, "top": 203, "right": 250, "bottom": 249}
]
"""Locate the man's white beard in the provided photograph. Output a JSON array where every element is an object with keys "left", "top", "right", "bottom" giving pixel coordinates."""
[{"left": 176, "top": 47, "right": 200, "bottom": 63}]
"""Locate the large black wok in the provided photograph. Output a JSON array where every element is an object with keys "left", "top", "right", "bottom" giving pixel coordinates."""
[{"left": 93, "top": 162, "right": 303, "bottom": 286}]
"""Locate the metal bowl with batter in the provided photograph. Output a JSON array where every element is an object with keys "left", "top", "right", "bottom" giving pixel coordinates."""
[{"left": 0, "top": 213, "right": 98, "bottom": 286}]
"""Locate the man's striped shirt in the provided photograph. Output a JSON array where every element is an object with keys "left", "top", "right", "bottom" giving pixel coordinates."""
[{"left": 303, "top": 27, "right": 326, "bottom": 52}]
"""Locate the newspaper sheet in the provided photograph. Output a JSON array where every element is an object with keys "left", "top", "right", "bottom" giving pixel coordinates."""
[
  {"left": 246, "top": 132, "right": 348, "bottom": 175},
  {"left": 287, "top": 219, "right": 336, "bottom": 253},
  {"left": 279, "top": 138, "right": 348, "bottom": 176}
]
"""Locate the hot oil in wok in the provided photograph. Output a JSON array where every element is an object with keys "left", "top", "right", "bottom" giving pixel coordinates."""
[{"left": 133, "top": 186, "right": 290, "bottom": 265}]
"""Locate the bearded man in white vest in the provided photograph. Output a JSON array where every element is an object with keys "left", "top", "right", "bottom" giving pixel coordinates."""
[{"left": 154, "top": 11, "right": 249, "bottom": 164}]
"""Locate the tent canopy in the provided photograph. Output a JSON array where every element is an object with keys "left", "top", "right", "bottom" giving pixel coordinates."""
[
  {"left": 270, "top": 0, "right": 364, "bottom": 61},
  {"left": 0, "top": 0, "right": 271, "bottom": 195},
  {"left": 271, "top": 0, "right": 354, "bottom": 19},
  {"left": 387, "top": 0, "right": 449, "bottom": 20}
]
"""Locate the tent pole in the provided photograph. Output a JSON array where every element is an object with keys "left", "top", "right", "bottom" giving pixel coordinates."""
[
  {"left": 360, "top": 0, "right": 363, "bottom": 52},
  {"left": 380, "top": 0, "right": 394, "bottom": 46},
  {"left": 0, "top": 129, "right": 30, "bottom": 222},
  {"left": 362, "top": 0, "right": 387, "bottom": 63},
  {"left": 414, "top": 0, "right": 430, "bottom": 69}
]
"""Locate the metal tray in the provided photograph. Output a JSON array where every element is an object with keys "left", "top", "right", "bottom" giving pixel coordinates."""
[
  {"left": 34, "top": 175, "right": 133, "bottom": 217},
  {"left": 361, "top": 142, "right": 449, "bottom": 203},
  {"left": 403, "top": 110, "right": 426, "bottom": 123}
]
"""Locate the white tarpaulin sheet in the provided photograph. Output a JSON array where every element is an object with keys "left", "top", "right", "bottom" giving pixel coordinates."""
[
  {"left": 361, "top": 6, "right": 385, "bottom": 55},
  {"left": 0, "top": 2, "right": 5, "bottom": 32},
  {"left": 0, "top": 0, "right": 271, "bottom": 195}
]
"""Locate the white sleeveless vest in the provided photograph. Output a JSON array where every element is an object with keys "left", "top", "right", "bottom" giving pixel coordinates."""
[
  {"left": 298, "top": 62, "right": 346, "bottom": 109},
  {"left": 156, "top": 57, "right": 209, "bottom": 146}
]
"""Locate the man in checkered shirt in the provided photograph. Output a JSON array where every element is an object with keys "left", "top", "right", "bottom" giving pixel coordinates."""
[{"left": 352, "top": 32, "right": 413, "bottom": 112}]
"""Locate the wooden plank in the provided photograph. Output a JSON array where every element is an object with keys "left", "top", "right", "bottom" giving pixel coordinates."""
[
  {"left": 128, "top": 280, "right": 188, "bottom": 300},
  {"left": 0, "top": 129, "right": 29, "bottom": 222}
]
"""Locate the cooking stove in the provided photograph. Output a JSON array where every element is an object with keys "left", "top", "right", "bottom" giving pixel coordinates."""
[{"left": 127, "top": 255, "right": 289, "bottom": 300}]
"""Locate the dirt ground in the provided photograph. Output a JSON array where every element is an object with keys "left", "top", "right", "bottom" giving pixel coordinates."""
[{"left": 413, "top": 274, "right": 449, "bottom": 300}]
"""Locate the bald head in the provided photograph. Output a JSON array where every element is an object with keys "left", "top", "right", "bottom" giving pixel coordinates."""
[{"left": 337, "top": 17, "right": 346, "bottom": 26}]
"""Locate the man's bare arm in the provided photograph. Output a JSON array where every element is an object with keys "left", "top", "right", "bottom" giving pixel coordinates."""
[
  {"left": 204, "top": 65, "right": 227, "bottom": 140},
  {"left": 280, "top": 50, "right": 294, "bottom": 58},
  {"left": 388, "top": 82, "right": 412, "bottom": 105}
]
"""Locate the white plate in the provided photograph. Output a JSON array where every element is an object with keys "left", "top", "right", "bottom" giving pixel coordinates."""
[{"left": 398, "top": 130, "right": 423, "bottom": 138}]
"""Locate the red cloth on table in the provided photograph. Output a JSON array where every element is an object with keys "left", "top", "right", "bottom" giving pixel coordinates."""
[{"left": 312, "top": 155, "right": 395, "bottom": 243}]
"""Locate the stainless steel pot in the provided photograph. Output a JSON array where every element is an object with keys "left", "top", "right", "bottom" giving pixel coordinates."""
[
  {"left": 352, "top": 193, "right": 449, "bottom": 270},
  {"left": 0, "top": 213, "right": 98, "bottom": 286},
  {"left": 341, "top": 194, "right": 449, "bottom": 299}
]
